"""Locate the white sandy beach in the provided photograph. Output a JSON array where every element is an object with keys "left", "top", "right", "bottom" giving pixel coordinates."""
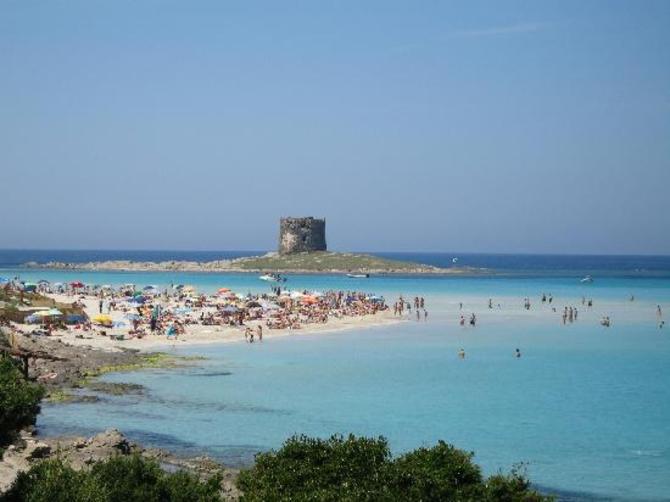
[{"left": 15, "top": 293, "right": 401, "bottom": 353}]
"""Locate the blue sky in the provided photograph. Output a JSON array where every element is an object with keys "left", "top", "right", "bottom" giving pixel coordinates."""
[{"left": 1, "top": 1, "right": 668, "bottom": 254}]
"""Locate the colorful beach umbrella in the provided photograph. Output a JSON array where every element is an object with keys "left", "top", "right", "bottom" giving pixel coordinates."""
[
  {"left": 92, "top": 314, "right": 113, "bottom": 325},
  {"left": 70, "top": 281, "right": 85, "bottom": 288}
]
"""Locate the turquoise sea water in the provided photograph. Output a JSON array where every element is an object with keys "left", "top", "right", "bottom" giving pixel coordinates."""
[{"left": 5, "top": 266, "right": 668, "bottom": 500}]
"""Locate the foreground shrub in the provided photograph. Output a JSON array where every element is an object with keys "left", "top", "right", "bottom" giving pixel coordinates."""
[
  {"left": 238, "top": 434, "right": 552, "bottom": 501},
  {"left": 238, "top": 434, "right": 392, "bottom": 501},
  {"left": 0, "top": 355, "right": 45, "bottom": 449},
  {"left": 0, "top": 454, "right": 222, "bottom": 502},
  {"left": 388, "top": 440, "right": 483, "bottom": 500}
]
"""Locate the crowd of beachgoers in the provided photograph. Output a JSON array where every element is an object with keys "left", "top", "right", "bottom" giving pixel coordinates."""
[
  {"left": 1, "top": 274, "right": 666, "bottom": 355},
  {"left": 1, "top": 278, "right": 394, "bottom": 349}
]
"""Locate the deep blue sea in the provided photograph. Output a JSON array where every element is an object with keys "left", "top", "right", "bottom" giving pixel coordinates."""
[
  {"left": 2, "top": 250, "right": 669, "bottom": 501},
  {"left": 2, "top": 249, "right": 670, "bottom": 277}
]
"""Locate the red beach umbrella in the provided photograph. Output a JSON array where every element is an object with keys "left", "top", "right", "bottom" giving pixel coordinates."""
[{"left": 69, "top": 281, "right": 85, "bottom": 288}]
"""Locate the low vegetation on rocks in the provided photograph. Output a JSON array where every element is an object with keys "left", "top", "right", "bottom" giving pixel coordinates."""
[
  {"left": 0, "top": 356, "right": 45, "bottom": 453},
  {"left": 238, "top": 434, "right": 551, "bottom": 501}
]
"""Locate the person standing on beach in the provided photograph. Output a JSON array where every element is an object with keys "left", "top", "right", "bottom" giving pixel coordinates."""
[
  {"left": 99, "top": 299, "right": 103, "bottom": 314},
  {"left": 658, "top": 305, "right": 663, "bottom": 319},
  {"left": 257, "top": 325, "right": 263, "bottom": 342},
  {"left": 423, "top": 309, "right": 428, "bottom": 321},
  {"left": 416, "top": 309, "right": 420, "bottom": 321}
]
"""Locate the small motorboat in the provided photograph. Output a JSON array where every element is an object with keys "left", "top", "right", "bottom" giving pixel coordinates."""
[
  {"left": 259, "top": 273, "right": 286, "bottom": 282},
  {"left": 346, "top": 273, "right": 370, "bottom": 278},
  {"left": 580, "top": 275, "right": 594, "bottom": 283},
  {"left": 452, "top": 257, "right": 459, "bottom": 263}
]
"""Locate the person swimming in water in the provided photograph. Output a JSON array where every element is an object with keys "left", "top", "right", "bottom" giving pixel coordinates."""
[
  {"left": 515, "top": 348, "right": 521, "bottom": 358},
  {"left": 458, "top": 348, "right": 466, "bottom": 359}
]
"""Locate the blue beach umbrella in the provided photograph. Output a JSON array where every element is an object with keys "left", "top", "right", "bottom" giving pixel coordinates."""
[{"left": 66, "top": 314, "right": 86, "bottom": 324}]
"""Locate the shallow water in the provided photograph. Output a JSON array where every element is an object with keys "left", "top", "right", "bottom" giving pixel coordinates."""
[{"left": 24, "top": 271, "right": 670, "bottom": 501}]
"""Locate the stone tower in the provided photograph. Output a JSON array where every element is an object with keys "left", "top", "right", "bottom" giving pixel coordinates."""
[{"left": 279, "top": 217, "right": 327, "bottom": 255}]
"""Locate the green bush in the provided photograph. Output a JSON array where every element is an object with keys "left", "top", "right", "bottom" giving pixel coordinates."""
[
  {"left": 238, "top": 434, "right": 392, "bottom": 501},
  {"left": 238, "top": 435, "right": 552, "bottom": 501},
  {"left": 0, "top": 355, "right": 45, "bottom": 449},
  {"left": 0, "top": 457, "right": 101, "bottom": 502},
  {"left": 388, "top": 440, "right": 483, "bottom": 500},
  {"left": 0, "top": 454, "right": 222, "bottom": 502}
]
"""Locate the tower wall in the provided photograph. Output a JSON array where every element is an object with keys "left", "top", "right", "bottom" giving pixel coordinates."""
[{"left": 279, "top": 217, "right": 327, "bottom": 254}]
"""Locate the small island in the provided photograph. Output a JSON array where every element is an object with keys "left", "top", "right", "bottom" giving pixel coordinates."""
[
  {"left": 23, "top": 217, "right": 481, "bottom": 275},
  {"left": 23, "top": 251, "right": 477, "bottom": 275}
]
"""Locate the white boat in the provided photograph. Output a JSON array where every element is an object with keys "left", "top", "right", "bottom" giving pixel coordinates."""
[
  {"left": 580, "top": 275, "right": 594, "bottom": 283},
  {"left": 452, "top": 257, "right": 459, "bottom": 263},
  {"left": 346, "top": 273, "right": 370, "bottom": 278},
  {"left": 259, "top": 274, "right": 286, "bottom": 282}
]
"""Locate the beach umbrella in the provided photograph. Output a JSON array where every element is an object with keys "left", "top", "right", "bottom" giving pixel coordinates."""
[
  {"left": 24, "top": 314, "right": 39, "bottom": 323},
  {"left": 0, "top": 277, "right": 8, "bottom": 284},
  {"left": 46, "top": 308, "right": 63, "bottom": 316},
  {"left": 217, "top": 287, "right": 231, "bottom": 294},
  {"left": 92, "top": 314, "right": 113, "bottom": 325},
  {"left": 37, "top": 279, "right": 50, "bottom": 285},
  {"left": 113, "top": 321, "right": 127, "bottom": 328},
  {"left": 22, "top": 283, "right": 38, "bottom": 292},
  {"left": 245, "top": 300, "right": 262, "bottom": 308},
  {"left": 301, "top": 296, "right": 318, "bottom": 305},
  {"left": 33, "top": 311, "right": 52, "bottom": 318},
  {"left": 143, "top": 285, "right": 158, "bottom": 291},
  {"left": 221, "top": 305, "right": 239, "bottom": 314},
  {"left": 65, "top": 314, "right": 86, "bottom": 324},
  {"left": 125, "top": 313, "right": 141, "bottom": 321},
  {"left": 70, "top": 281, "right": 85, "bottom": 288}
]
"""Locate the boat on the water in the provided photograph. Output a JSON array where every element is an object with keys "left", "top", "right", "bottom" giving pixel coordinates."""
[
  {"left": 259, "top": 273, "right": 286, "bottom": 282},
  {"left": 346, "top": 273, "right": 370, "bottom": 278},
  {"left": 580, "top": 275, "right": 594, "bottom": 283}
]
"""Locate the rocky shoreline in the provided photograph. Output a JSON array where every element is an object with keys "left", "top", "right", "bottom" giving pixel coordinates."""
[
  {"left": 0, "top": 329, "right": 240, "bottom": 498},
  {"left": 22, "top": 257, "right": 479, "bottom": 275},
  {"left": 0, "top": 429, "right": 240, "bottom": 498}
]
